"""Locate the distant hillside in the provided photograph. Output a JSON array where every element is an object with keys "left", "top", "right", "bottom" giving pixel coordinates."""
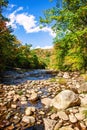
[
  {"left": 34, "top": 48, "right": 53, "bottom": 68},
  {"left": 34, "top": 48, "right": 53, "bottom": 58}
]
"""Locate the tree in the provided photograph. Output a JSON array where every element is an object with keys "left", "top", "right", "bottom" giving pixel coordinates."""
[
  {"left": 40, "top": 0, "right": 87, "bottom": 71},
  {"left": 0, "top": 0, "right": 21, "bottom": 71}
]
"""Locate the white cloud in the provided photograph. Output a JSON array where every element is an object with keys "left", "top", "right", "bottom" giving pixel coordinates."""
[
  {"left": 7, "top": 7, "right": 56, "bottom": 37},
  {"left": 15, "top": 13, "right": 37, "bottom": 33},
  {"left": 35, "top": 45, "right": 53, "bottom": 49},
  {"left": 7, "top": 7, "right": 24, "bottom": 28}
]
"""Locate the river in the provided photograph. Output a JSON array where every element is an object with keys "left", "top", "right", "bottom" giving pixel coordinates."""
[{"left": 0, "top": 69, "right": 58, "bottom": 85}]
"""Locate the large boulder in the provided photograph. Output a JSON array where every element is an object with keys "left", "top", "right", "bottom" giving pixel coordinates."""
[{"left": 52, "top": 90, "right": 80, "bottom": 110}]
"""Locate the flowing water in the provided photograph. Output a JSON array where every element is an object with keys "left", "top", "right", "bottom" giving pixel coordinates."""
[{"left": 0, "top": 69, "right": 57, "bottom": 85}]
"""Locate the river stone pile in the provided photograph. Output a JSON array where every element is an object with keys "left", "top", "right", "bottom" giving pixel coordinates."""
[{"left": 0, "top": 71, "right": 87, "bottom": 130}]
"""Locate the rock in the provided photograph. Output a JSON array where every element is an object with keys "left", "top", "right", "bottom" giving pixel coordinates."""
[
  {"left": 57, "top": 72, "right": 63, "bottom": 77},
  {"left": 57, "top": 111, "right": 69, "bottom": 121},
  {"left": 69, "top": 113, "right": 77, "bottom": 123},
  {"left": 21, "top": 96, "right": 27, "bottom": 101},
  {"left": 78, "top": 82, "right": 87, "bottom": 93},
  {"left": 11, "top": 104, "right": 17, "bottom": 109},
  {"left": 29, "top": 92, "right": 38, "bottom": 101},
  {"left": 54, "top": 119, "right": 63, "bottom": 130},
  {"left": 26, "top": 94, "right": 30, "bottom": 98},
  {"left": 22, "top": 116, "right": 35, "bottom": 124},
  {"left": 75, "top": 83, "right": 80, "bottom": 89},
  {"left": 51, "top": 113, "right": 58, "bottom": 120},
  {"left": 39, "top": 111, "right": 45, "bottom": 115},
  {"left": 80, "top": 94, "right": 87, "bottom": 106},
  {"left": 41, "top": 98, "right": 52, "bottom": 107},
  {"left": 25, "top": 107, "right": 35, "bottom": 116},
  {"left": 43, "top": 118, "right": 57, "bottom": 130},
  {"left": 13, "top": 94, "right": 20, "bottom": 102},
  {"left": 63, "top": 72, "right": 70, "bottom": 79},
  {"left": 79, "top": 107, "right": 87, "bottom": 113},
  {"left": 59, "top": 126, "right": 74, "bottom": 130},
  {"left": 21, "top": 101, "right": 27, "bottom": 104},
  {"left": 84, "top": 119, "right": 87, "bottom": 127},
  {"left": 75, "top": 112, "right": 85, "bottom": 121},
  {"left": 13, "top": 115, "right": 19, "bottom": 120},
  {"left": 38, "top": 91, "right": 42, "bottom": 95},
  {"left": 6, "top": 124, "right": 15, "bottom": 130},
  {"left": 8, "top": 90, "right": 15, "bottom": 96},
  {"left": 74, "top": 127, "right": 80, "bottom": 130},
  {"left": 67, "top": 107, "right": 79, "bottom": 114},
  {"left": 80, "top": 121, "right": 87, "bottom": 130},
  {"left": 52, "top": 90, "right": 80, "bottom": 110}
]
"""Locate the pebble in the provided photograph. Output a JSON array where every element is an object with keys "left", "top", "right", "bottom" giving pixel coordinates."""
[
  {"left": 29, "top": 92, "right": 38, "bottom": 101},
  {"left": 39, "top": 111, "right": 45, "bottom": 115},
  {"left": 21, "top": 101, "right": 27, "bottom": 104},
  {"left": 59, "top": 126, "right": 74, "bottom": 130},
  {"left": 51, "top": 113, "right": 58, "bottom": 120},
  {"left": 11, "top": 104, "right": 17, "bottom": 109},
  {"left": 75, "top": 112, "right": 85, "bottom": 121},
  {"left": 79, "top": 121, "right": 87, "bottom": 130},
  {"left": 69, "top": 113, "right": 77, "bottom": 123},
  {"left": 57, "top": 111, "right": 69, "bottom": 121},
  {"left": 25, "top": 107, "right": 35, "bottom": 116},
  {"left": 22, "top": 116, "right": 35, "bottom": 124},
  {"left": 54, "top": 119, "right": 63, "bottom": 130}
]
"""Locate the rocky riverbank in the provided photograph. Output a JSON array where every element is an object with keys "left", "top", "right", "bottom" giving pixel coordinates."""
[{"left": 0, "top": 71, "right": 87, "bottom": 130}]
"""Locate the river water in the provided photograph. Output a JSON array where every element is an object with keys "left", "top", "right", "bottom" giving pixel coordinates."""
[{"left": 0, "top": 69, "right": 57, "bottom": 85}]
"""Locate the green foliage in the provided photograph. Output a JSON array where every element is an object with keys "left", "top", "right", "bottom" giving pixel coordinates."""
[
  {"left": 34, "top": 48, "right": 53, "bottom": 68},
  {"left": 41, "top": 0, "right": 87, "bottom": 71}
]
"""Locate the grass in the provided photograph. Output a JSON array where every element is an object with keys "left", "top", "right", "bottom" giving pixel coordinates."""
[
  {"left": 17, "top": 90, "right": 23, "bottom": 96},
  {"left": 50, "top": 77, "right": 56, "bottom": 82},
  {"left": 80, "top": 74, "right": 87, "bottom": 82},
  {"left": 58, "top": 77, "right": 67, "bottom": 85},
  {"left": 83, "top": 110, "right": 87, "bottom": 118},
  {"left": 49, "top": 106, "right": 57, "bottom": 114}
]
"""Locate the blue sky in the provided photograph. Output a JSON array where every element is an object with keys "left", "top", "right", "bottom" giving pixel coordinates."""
[{"left": 5, "top": 0, "right": 56, "bottom": 48}]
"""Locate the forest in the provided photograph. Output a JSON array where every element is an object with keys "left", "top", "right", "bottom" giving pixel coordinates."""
[{"left": 0, "top": 0, "right": 87, "bottom": 72}]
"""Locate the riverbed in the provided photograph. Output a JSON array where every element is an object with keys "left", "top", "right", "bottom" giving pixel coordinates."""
[{"left": 0, "top": 70, "right": 87, "bottom": 130}]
